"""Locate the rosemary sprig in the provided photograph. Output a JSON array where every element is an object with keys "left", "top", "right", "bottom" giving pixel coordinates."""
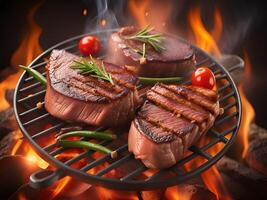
[
  {"left": 127, "top": 25, "right": 165, "bottom": 52},
  {"left": 134, "top": 43, "right": 146, "bottom": 58},
  {"left": 71, "top": 55, "right": 114, "bottom": 85}
]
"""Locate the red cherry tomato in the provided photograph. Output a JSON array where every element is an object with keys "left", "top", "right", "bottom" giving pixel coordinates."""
[
  {"left": 191, "top": 67, "right": 216, "bottom": 89},
  {"left": 79, "top": 35, "right": 101, "bottom": 56}
]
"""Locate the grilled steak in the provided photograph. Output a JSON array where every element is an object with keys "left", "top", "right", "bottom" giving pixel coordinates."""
[
  {"left": 128, "top": 83, "right": 220, "bottom": 169},
  {"left": 45, "top": 50, "right": 139, "bottom": 127},
  {"left": 106, "top": 26, "right": 196, "bottom": 77}
]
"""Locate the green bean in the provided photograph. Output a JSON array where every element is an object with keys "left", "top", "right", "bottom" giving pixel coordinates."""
[
  {"left": 139, "top": 76, "right": 183, "bottom": 85},
  {"left": 19, "top": 65, "right": 47, "bottom": 85},
  {"left": 58, "top": 140, "right": 117, "bottom": 158},
  {"left": 57, "top": 130, "right": 117, "bottom": 141}
]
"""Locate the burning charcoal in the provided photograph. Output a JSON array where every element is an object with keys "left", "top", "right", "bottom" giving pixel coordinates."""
[
  {"left": 217, "top": 156, "right": 267, "bottom": 199},
  {"left": 165, "top": 184, "right": 217, "bottom": 200},
  {"left": 139, "top": 189, "right": 166, "bottom": 200},
  {"left": 248, "top": 123, "right": 267, "bottom": 141},
  {"left": 245, "top": 140, "right": 267, "bottom": 176},
  {"left": 0, "top": 108, "right": 18, "bottom": 139},
  {"left": 5, "top": 89, "right": 15, "bottom": 107},
  {"left": 0, "top": 156, "right": 39, "bottom": 199},
  {"left": 0, "top": 131, "right": 17, "bottom": 158},
  {"left": 245, "top": 124, "right": 267, "bottom": 176}
]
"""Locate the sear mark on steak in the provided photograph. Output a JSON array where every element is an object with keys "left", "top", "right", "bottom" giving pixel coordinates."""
[
  {"left": 128, "top": 83, "right": 220, "bottom": 169},
  {"left": 45, "top": 49, "right": 139, "bottom": 127}
]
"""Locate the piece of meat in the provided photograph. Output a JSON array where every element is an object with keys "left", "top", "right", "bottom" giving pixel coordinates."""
[
  {"left": 106, "top": 26, "right": 196, "bottom": 77},
  {"left": 45, "top": 49, "right": 139, "bottom": 127},
  {"left": 128, "top": 83, "right": 220, "bottom": 169}
]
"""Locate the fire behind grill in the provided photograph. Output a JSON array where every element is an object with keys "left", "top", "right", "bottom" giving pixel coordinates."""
[{"left": 13, "top": 29, "right": 241, "bottom": 191}]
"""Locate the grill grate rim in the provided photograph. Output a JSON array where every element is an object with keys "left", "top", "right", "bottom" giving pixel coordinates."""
[{"left": 14, "top": 29, "right": 242, "bottom": 190}]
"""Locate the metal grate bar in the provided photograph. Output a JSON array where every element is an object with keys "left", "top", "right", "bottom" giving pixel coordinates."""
[
  {"left": 146, "top": 169, "right": 168, "bottom": 181},
  {"left": 213, "top": 68, "right": 223, "bottom": 76},
  {"left": 223, "top": 102, "right": 236, "bottom": 111},
  {"left": 209, "top": 129, "right": 228, "bottom": 143},
  {"left": 31, "top": 60, "right": 48, "bottom": 69},
  {"left": 23, "top": 113, "right": 50, "bottom": 126},
  {"left": 221, "top": 125, "right": 237, "bottom": 136},
  {"left": 200, "top": 137, "right": 226, "bottom": 152},
  {"left": 17, "top": 89, "right": 46, "bottom": 103},
  {"left": 19, "top": 82, "right": 43, "bottom": 92},
  {"left": 30, "top": 44, "right": 77, "bottom": 69},
  {"left": 218, "top": 83, "right": 231, "bottom": 93},
  {"left": 174, "top": 136, "right": 225, "bottom": 169},
  {"left": 120, "top": 165, "right": 147, "bottom": 181},
  {"left": 195, "top": 58, "right": 209, "bottom": 67},
  {"left": 63, "top": 140, "right": 110, "bottom": 166},
  {"left": 32, "top": 122, "right": 65, "bottom": 139},
  {"left": 228, "top": 64, "right": 243, "bottom": 72},
  {"left": 216, "top": 74, "right": 227, "bottom": 80},
  {"left": 214, "top": 112, "right": 238, "bottom": 126},
  {"left": 95, "top": 154, "right": 134, "bottom": 177},
  {"left": 80, "top": 154, "right": 111, "bottom": 172},
  {"left": 219, "top": 91, "right": 235, "bottom": 103},
  {"left": 43, "top": 142, "right": 57, "bottom": 152},
  {"left": 61, "top": 43, "right": 77, "bottom": 51},
  {"left": 19, "top": 102, "right": 45, "bottom": 117},
  {"left": 171, "top": 125, "right": 237, "bottom": 170},
  {"left": 80, "top": 144, "right": 129, "bottom": 172},
  {"left": 171, "top": 167, "right": 185, "bottom": 176},
  {"left": 189, "top": 146, "right": 212, "bottom": 160}
]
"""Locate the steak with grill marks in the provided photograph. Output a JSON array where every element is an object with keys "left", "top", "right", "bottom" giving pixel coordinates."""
[
  {"left": 106, "top": 26, "right": 196, "bottom": 77},
  {"left": 45, "top": 50, "right": 139, "bottom": 127},
  {"left": 128, "top": 83, "right": 220, "bottom": 169}
]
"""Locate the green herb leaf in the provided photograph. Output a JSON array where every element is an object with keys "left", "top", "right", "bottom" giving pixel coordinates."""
[
  {"left": 70, "top": 55, "right": 114, "bottom": 85},
  {"left": 127, "top": 25, "right": 165, "bottom": 52},
  {"left": 19, "top": 65, "right": 47, "bottom": 85},
  {"left": 139, "top": 76, "right": 183, "bottom": 85}
]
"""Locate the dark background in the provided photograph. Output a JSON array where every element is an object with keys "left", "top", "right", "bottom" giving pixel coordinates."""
[{"left": 0, "top": 0, "right": 266, "bottom": 128}]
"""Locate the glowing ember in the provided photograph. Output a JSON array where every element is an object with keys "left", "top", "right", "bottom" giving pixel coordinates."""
[
  {"left": 83, "top": 8, "right": 88, "bottom": 16},
  {"left": 100, "top": 18, "right": 107, "bottom": 27},
  {"left": 24, "top": 145, "right": 49, "bottom": 169}
]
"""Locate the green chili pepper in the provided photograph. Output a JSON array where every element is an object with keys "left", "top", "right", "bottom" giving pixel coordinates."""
[
  {"left": 57, "top": 130, "right": 117, "bottom": 141},
  {"left": 19, "top": 65, "right": 47, "bottom": 85},
  {"left": 58, "top": 140, "right": 117, "bottom": 158},
  {"left": 139, "top": 76, "right": 183, "bottom": 85}
]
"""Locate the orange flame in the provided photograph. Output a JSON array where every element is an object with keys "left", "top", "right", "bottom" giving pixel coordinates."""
[
  {"left": 0, "top": 2, "right": 43, "bottom": 112},
  {"left": 238, "top": 52, "right": 255, "bottom": 158},
  {"left": 83, "top": 8, "right": 88, "bottom": 16},
  {"left": 201, "top": 166, "right": 232, "bottom": 200},
  {"left": 128, "top": 0, "right": 171, "bottom": 31},
  {"left": 188, "top": 7, "right": 222, "bottom": 58},
  {"left": 187, "top": 6, "right": 234, "bottom": 200},
  {"left": 7, "top": 2, "right": 46, "bottom": 171},
  {"left": 51, "top": 176, "right": 72, "bottom": 199}
]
